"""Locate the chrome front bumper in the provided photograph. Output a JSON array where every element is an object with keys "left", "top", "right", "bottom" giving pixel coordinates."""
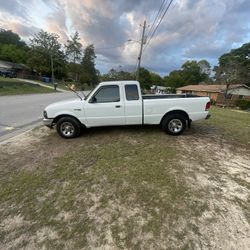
[{"left": 43, "top": 118, "right": 54, "bottom": 128}]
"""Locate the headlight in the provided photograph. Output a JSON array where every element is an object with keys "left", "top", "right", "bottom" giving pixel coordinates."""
[{"left": 43, "top": 110, "right": 48, "bottom": 118}]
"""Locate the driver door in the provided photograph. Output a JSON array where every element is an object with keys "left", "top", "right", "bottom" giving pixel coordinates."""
[{"left": 84, "top": 84, "right": 125, "bottom": 127}]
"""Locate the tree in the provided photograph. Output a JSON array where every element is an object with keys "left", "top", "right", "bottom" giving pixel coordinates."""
[
  {"left": 0, "top": 29, "right": 28, "bottom": 63},
  {"left": 28, "top": 30, "right": 66, "bottom": 78},
  {"left": 0, "top": 29, "right": 26, "bottom": 47},
  {"left": 117, "top": 70, "right": 134, "bottom": 81},
  {"left": 101, "top": 68, "right": 118, "bottom": 81},
  {"left": 80, "top": 44, "right": 98, "bottom": 88},
  {"left": 164, "top": 60, "right": 211, "bottom": 90},
  {"left": 164, "top": 70, "right": 185, "bottom": 89},
  {"left": 101, "top": 68, "right": 134, "bottom": 81},
  {"left": 0, "top": 44, "right": 27, "bottom": 63},
  {"left": 65, "top": 31, "right": 82, "bottom": 81},
  {"left": 65, "top": 31, "right": 82, "bottom": 63},
  {"left": 214, "top": 42, "right": 250, "bottom": 86},
  {"left": 198, "top": 60, "right": 211, "bottom": 81},
  {"left": 150, "top": 72, "right": 163, "bottom": 85},
  {"left": 181, "top": 60, "right": 205, "bottom": 84},
  {"left": 139, "top": 67, "right": 152, "bottom": 89}
]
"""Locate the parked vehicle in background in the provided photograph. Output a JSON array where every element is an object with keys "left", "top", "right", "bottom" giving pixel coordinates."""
[
  {"left": 0, "top": 69, "right": 16, "bottom": 78},
  {"left": 43, "top": 81, "right": 211, "bottom": 138}
]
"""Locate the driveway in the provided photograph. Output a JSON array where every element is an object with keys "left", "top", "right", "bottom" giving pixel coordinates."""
[{"left": 0, "top": 92, "right": 81, "bottom": 142}]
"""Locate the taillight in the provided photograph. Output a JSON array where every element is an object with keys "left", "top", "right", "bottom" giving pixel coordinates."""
[{"left": 205, "top": 102, "right": 211, "bottom": 111}]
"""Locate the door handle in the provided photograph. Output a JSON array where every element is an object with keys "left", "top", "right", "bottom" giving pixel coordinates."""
[{"left": 115, "top": 105, "right": 121, "bottom": 108}]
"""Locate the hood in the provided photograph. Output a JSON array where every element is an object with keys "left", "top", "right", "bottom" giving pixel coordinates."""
[
  {"left": 45, "top": 98, "right": 86, "bottom": 119},
  {"left": 46, "top": 98, "right": 83, "bottom": 109}
]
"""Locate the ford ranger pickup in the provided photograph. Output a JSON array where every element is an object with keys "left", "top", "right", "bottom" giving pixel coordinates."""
[{"left": 43, "top": 81, "right": 211, "bottom": 138}]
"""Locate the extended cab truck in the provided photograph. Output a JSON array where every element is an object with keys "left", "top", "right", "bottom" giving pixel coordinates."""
[{"left": 43, "top": 81, "right": 211, "bottom": 138}]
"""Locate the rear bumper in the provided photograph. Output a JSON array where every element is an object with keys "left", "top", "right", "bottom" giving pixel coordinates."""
[
  {"left": 205, "top": 114, "right": 211, "bottom": 119},
  {"left": 43, "top": 118, "right": 54, "bottom": 128}
]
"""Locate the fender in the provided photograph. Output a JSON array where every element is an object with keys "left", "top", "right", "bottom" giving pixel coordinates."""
[
  {"left": 52, "top": 110, "right": 88, "bottom": 127},
  {"left": 160, "top": 109, "right": 189, "bottom": 125}
]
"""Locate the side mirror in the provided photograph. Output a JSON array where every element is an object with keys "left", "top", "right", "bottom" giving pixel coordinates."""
[{"left": 90, "top": 96, "right": 97, "bottom": 103}]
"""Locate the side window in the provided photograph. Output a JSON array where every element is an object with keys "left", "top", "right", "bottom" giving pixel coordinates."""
[
  {"left": 93, "top": 85, "right": 120, "bottom": 103},
  {"left": 125, "top": 85, "right": 139, "bottom": 101}
]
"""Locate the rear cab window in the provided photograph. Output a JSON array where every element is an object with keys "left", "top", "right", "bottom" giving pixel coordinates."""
[{"left": 125, "top": 85, "right": 139, "bottom": 101}]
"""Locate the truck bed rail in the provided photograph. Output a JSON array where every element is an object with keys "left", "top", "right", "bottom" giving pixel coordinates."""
[{"left": 142, "top": 94, "right": 199, "bottom": 99}]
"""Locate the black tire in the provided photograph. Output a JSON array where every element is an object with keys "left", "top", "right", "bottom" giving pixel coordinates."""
[
  {"left": 162, "top": 114, "right": 186, "bottom": 135},
  {"left": 56, "top": 116, "right": 81, "bottom": 139}
]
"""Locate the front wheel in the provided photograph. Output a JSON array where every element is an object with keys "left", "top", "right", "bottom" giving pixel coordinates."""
[
  {"left": 162, "top": 114, "right": 186, "bottom": 135},
  {"left": 56, "top": 116, "right": 81, "bottom": 139}
]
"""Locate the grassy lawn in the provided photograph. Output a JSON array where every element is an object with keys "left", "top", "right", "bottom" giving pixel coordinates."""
[
  {"left": 197, "top": 106, "right": 250, "bottom": 145},
  {"left": 0, "top": 77, "right": 56, "bottom": 95},
  {"left": 0, "top": 107, "right": 249, "bottom": 249},
  {"left": 29, "top": 79, "right": 90, "bottom": 91},
  {"left": 29, "top": 79, "right": 70, "bottom": 91}
]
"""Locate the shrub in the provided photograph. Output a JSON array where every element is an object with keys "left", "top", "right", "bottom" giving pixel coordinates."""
[
  {"left": 210, "top": 99, "right": 216, "bottom": 105},
  {"left": 235, "top": 99, "right": 250, "bottom": 110}
]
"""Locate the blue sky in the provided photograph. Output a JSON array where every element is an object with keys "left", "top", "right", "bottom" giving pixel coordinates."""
[{"left": 0, "top": 0, "right": 250, "bottom": 75}]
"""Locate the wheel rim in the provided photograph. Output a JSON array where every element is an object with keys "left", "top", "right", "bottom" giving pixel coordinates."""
[
  {"left": 168, "top": 119, "right": 183, "bottom": 133},
  {"left": 60, "top": 122, "right": 75, "bottom": 137}
]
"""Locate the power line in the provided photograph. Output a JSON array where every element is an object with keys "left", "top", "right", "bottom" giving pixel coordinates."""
[
  {"left": 146, "top": 0, "right": 168, "bottom": 39},
  {"left": 144, "top": 0, "right": 173, "bottom": 51},
  {"left": 144, "top": 0, "right": 174, "bottom": 52}
]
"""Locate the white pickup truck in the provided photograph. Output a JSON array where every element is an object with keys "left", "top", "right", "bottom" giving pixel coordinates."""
[{"left": 43, "top": 81, "right": 211, "bottom": 138}]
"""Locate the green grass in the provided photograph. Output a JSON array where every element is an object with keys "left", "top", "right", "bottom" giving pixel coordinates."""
[
  {"left": 202, "top": 106, "right": 250, "bottom": 145},
  {"left": 57, "top": 82, "right": 71, "bottom": 91},
  {"left": 29, "top": 79, "right": 70, "bottom": 91},
  {"left": 0, "top": 77, "right": 56, "bottom": 95}
]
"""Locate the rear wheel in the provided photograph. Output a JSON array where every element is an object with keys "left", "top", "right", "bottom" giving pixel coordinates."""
[
  {"left": 56, "top": 116, "right": 81, "bottom": 139},
  {"left": 162, "top": 114, "right": 186, "bottom": 135}
]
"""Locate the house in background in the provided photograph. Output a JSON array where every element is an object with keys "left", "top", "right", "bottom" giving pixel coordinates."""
[
  {"left": 0, "top": 60, "right": 31, "bottom": 78},
  {"left": 176, "top": 84, "right": 250, "bottom": 106},
  {"left": 150, "top": 85, "right": 166, "bottom": 94},
  {"left": 150, "top": 85, "right": 172, "bottom": 94}
]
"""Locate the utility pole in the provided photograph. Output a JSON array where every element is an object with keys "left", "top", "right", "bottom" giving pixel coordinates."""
[{"left": 136, "top": 20, "right": 147, "bottom": 81}]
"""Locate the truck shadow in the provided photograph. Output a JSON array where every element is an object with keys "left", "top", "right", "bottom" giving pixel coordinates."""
[
  {"left": 78, "top": 123, "right": 219, "bottom": 139},
  {"left": 186, "top": 123, "right": 219, "bottom": 135},
  {"left": 80, "top": 125, "right": 162, "bottom": 137}
]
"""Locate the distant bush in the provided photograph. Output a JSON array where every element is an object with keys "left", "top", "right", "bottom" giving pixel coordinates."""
[
  {"left": 210, "top": 99, "right": 216, "bottom": 105},
  {"left": 235, "top": 99, "right": 250, "bottom": 110}
]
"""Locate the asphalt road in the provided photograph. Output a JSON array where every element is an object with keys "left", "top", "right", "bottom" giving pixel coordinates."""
[{"left": 0, "top": 92, "right": 81, "bottom": 142}]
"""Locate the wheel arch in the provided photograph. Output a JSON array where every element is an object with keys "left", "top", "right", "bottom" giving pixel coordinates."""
[
  {"left": 53, "top": 114, "right": 85, "bottom": 128},
  {"left": 160, "top": 110, "right": 189, "bottom": 126}
]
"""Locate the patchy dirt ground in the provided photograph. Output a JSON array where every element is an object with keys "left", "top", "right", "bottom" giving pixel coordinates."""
[
  {"left": 178, "top": 130, "right": 250, "bottom": 249},
  {"left": 0, "top": 110, "right": 249, "bottom": 249}
]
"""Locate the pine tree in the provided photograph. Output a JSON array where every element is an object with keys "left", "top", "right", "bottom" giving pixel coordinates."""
[
  {"left": 80, "top": 44, "right": 98, "bottom": 89},
  {"left": 65, "top": 31, "right": 82, "bottom": 81}
]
